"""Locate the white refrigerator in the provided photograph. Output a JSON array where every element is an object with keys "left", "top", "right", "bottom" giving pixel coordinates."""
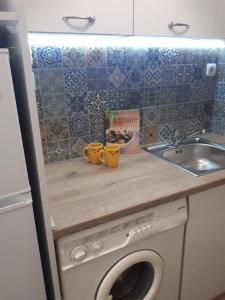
[{"left": 0, "top": 49, "right": 47, "bottom": 300}]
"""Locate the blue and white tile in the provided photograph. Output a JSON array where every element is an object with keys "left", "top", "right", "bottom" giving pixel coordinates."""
[
  {"left": 48, "top": 149, "right": 71, "bottom": 163},
  {"left": 41, "top": 142, "right": 48, "bottom": 164},
  {"left": 62, "top": 47, "right": 85, "bottom": 67},
  {"left": 66, "top": 92, "right": 89, "bottom": 116},
  {"left": 177, "top": 49, "right": 193, "bottom": 65},
  {"left": 87, "top": 90, "right": 109, "bottom": 115},
  {"left": 39, "top": 69, "right": 64, "bottom": 94},
  {"left": 142, "top": 126, "right": 158, "bottom": 145},
  {"left": 203, "top": 101, "right": 213, "bottom": 116},
  {"left": 36, "top": 94, "right": 43, "bottom": 120},
  {"left": 175, "top": 103, "right": 188, "bottom": 122},
  {"left": 186, "top": 119, "right": 202, "bottom": 136},
  {"left": 143, "top": 106, "right": 160, "bottom": 127},
  {"left": 70, "top": 136, "right": 90, "bottom": 158},
  {"left": 87, "top": 68, "right": 107, "bottom": 91},
  {"left": 107, "top": 47, "right": 126, "bottom": 66},
  {"left": 39, "top": 120, "right": 46, "bottom": 142},
  {"left": 47, "top": 140, "right": 71, "bottom": 163},
  {"left": 217, "top": 64, "right": 225, "bottom": 82},
  {"left": 160, "top": 48, "right": 178, "bottom": 65},
  {"left": 108, "top": 90, "right": 127, "bottom": 110},
  {"left": 174, "top": 120, "right": 187, "bottom": 138},
  {"left": 45, "top": 118, "right": 69, "bottom": 141},
  {"left": 144, "top": 65, "right": 161, "bottom": 88},
  {"left": 161, "top": 65, "right": 177, "bottom": 86},
  {"left": 33, "top": 70, "right": 40, "bottom": 95},
  {"left": 143, "top": 87, "right": 160, "bottom": 107},
  {"left": 36, "top": 46, "right": 62, "bottom": 69},
  {"left": 69, "top": 113, "right": 90, "bottom": 138},
  {"left": 190, "top": 82, "right": 204, "bottom": 102},
  {"left": 176, "top": 85, "right": 190, "bottom": 103},
  {"left": 90, "top": 114, "right": 105, "bottom": 136},
  {"left": 159, "top": 123, "right": 175, "bottom": 142},
  {"left": 218, "top": 49, "right": 225, "bottom": 64},
  {"left": 42, "top": 94, "right": 67, "bottom": 119},
  {"left": 91, "top": 133, "right": 105, "bottom": 144},
  {"left": 127, "top": 89, "right": 144, "bottom": 109},
  {"left": 160, "top": 86, "right": 176, "bottom": 105},
  {"left": 192, "top": 49, "right": 208, "bottom": 65},
  {"left": 215, "top": 82, "right": 225, "bottom": 101},
  {"left": 192, "top": 64, "right": 205, "bottom": 82},
  {"left": 64, "top": 68, "right": 87, "bottom": 95},
  {"left": 188, "top": 102, "right": 203, "bottom": 119},
  {"left": 176, "top": 65, "right": 194, "bottom": 85},
  {"left": 127, "top": 65, "right": 144, "bottom": 89},
  {"left": 86, "top": 47, "right": 107, "bottom": 67},
  {"left": 159, "top": 105, "right": 175, "bottom": 123},
  {"left": 145, "top": 48, "right": 161, "bottom": 66},
  {"left": 207, "top": 49, "right": 219, "bottom": 63},
  {"left": 108, "top": 67, "right": 126, "bottom": 90},
  {"left": 31, "top": 46, "right": 38, "bottom": 69},
  {"left": 126, "top": 47, "right": 146, "bottom": 66},
  {"left": 204, "top": 81, "right": 216, "bottom": 102}
]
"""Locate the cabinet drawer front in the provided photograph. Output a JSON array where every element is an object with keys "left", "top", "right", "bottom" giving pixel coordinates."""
[
  {"left": 134, "top": 0, "right": 217, "bottom": 38},
  {"left": 22, "top": 0, "right": 133, "bottom": 35}
]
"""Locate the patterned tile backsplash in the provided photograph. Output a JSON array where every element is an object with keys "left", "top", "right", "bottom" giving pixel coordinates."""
[
  {"left": 31, "top": 38, "right": 219, "bottom": 164},
  {"left": 212, "top": 49, "right": 225, "bottom": 135}
]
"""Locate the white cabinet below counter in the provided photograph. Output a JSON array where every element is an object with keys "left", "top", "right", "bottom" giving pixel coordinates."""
[
  {"left": 181, "top": 185, "right": 225, "bottom": 300},
  {"left": 134, "top": 0, "right": 217, "bottom": 38},
  {"left": 20, "top": 0, "right": 133, "bottom": 35}
]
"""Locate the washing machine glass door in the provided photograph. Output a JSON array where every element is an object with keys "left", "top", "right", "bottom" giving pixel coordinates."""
[{"left": 96, "top": 250, "right": 163, "bottom": 300}]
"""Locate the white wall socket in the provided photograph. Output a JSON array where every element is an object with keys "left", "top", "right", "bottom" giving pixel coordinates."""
[{"left": 206, "top": 63, "right": 217, "bottom": 77}]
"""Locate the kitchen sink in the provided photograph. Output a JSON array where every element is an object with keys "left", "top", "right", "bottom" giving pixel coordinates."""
[{"left": 143, "top": 137, "right": 225, "bottom": 176}]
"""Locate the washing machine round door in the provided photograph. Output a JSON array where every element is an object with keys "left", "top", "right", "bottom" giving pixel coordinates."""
[{"left": 96, "top": 250, "right": 163, "bottom": 300}]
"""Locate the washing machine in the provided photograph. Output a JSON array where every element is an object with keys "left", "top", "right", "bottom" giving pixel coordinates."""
[{"left": 56, "top": 198, "right": 187, "bottom": 300}]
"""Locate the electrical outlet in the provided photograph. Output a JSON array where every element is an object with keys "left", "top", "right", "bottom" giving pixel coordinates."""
[{"left": 206, "top": 63, "right": 217, "bottom": 77}]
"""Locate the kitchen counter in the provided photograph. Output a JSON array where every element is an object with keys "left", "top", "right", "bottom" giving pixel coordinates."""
[{"left": 45, "top": 133, "right": 225, "bottom": 239}]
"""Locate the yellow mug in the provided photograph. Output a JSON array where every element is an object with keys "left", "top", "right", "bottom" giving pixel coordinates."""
[
  {"left": 98, "top": 144, "right": 120, "bottom": 168},
  {"left": 83, "top": 143, "right": 103, "bottom": 165}
]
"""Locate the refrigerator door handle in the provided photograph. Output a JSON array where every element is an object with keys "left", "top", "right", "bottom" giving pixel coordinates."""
[{"left": 0, "top": 196, "right": 32, "bottom": 215}]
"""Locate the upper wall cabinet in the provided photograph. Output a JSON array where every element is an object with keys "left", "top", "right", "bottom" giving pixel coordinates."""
[
  {"left": 134, "top": 0, "right": 217, "bottom": 38},
  {"left": 214, "top": 0, "right": 225, "bottom": 38},
  {"left": 20, "top": 0, "right": 133, "bottom": 35}
]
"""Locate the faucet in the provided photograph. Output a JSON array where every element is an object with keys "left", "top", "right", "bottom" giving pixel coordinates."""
[
  {"left": 171, "top": 129, "right": 181, "bottom": 147},
  {"left": 171, "top": 129, "right": 206, "bottom": 147}
]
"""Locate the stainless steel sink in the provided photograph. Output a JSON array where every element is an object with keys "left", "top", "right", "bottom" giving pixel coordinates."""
[{"left": 143, "top": 138, "right": 225, "bottom": 176}]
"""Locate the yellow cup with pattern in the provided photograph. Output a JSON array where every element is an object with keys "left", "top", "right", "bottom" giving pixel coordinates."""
[
  {"left": 83, "top": 143, "right": 103, "bottom": 165},
  {"left": 98, "top": 144, "right": 120, "bottom": 168}
]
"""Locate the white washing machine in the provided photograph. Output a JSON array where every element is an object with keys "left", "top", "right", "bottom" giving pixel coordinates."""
[{"left": 56, "top": 199, "right": 187, "bottom": 300}]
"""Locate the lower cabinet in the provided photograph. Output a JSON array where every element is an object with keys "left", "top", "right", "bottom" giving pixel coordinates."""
[{"left": 181, "top": 185, "right": 225, "bottom": 300}]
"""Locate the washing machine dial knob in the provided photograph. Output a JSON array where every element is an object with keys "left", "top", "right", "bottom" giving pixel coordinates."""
[
  {"left": 92, "top": 241, "right": 104, "bottom": 252},
  {"left": 71, "top": 246, "right": 88, "bottom": 261}
]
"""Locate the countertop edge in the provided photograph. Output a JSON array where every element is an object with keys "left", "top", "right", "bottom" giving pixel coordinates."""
[{"left": 52, "top": 175, "right": 225, "bottom": 239}]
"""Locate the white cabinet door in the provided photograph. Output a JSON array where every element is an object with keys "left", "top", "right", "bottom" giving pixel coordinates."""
[
  {"left": 181, "top": 186, "right": 225, "bottom": 300},
  {"left": 214, "top": 0, "right": 225, "bottom": 38},
  {"left": 20, "top": 0, "right": 133, "bottom": 35},
  {"left": 134, "top": 0, "right": 217, "bottom": 38}
]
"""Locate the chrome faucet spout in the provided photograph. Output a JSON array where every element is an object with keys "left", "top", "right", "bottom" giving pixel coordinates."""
[
  {"left": 188, "top": 129, "right": 206, "bottom": 138},
  {"left": 171, "top": 129, "right": 180, "bottom": 147},
  {"left": 170, "top": 128, "right": 206, "bottom": 147}
]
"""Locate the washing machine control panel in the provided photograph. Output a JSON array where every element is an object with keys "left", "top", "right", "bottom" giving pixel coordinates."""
[
  {"left": 71, "top": 246, "right": 88, "bottom": 262},
  {"left": 130, "top": 223, "right": 152, "bottom": 241},
  {"left": 57, "top": 199, "right": 187, "bottom": 271}
]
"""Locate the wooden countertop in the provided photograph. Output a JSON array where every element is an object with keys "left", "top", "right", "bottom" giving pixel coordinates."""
[{"left": 45, "top": 133, "right": 225, "bottom": 239}]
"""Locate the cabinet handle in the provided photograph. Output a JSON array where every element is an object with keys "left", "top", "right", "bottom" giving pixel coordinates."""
[
  {"left": 63, "top": 16, "right": 96, "bottom": 24},
  {"left": 168, "top": 21, "right": 190, "bottom": 30}
]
